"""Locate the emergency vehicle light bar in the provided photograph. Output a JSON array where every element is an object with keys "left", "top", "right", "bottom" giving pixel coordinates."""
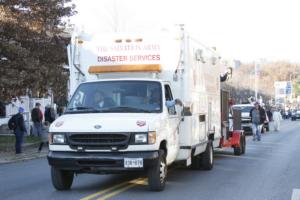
[{"left": 88, "top": 64, "right": 161, "bottom": 74}]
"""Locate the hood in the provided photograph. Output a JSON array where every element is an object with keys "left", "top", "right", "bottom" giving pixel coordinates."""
[{"left": 50, "top": 113, "right": 163, "bottom": 132}]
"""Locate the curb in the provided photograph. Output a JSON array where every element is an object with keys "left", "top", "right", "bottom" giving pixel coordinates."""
[
  {"left": 0, "top": 143, "right": 49, "bottom": 165},
  {"left": 0, "top": 152, "right": 48, "bottom": 165}
]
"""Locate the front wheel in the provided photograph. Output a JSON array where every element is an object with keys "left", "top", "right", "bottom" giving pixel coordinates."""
[
  {"left": 51, "top": 167, "right": 74, "bottom": 190},
  {"left": 148, "top": 150, "right": 167, "bottom": 191},
  {"left": 191, "top": 154, "right": 201, "bottom": 170},
  {"left": 201, "top": 141, "right": 213, "bottom": 170}
]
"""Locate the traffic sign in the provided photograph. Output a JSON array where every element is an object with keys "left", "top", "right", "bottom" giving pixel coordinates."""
[{"left": 286, "top": 81, "right": 292, "bottom": 94}]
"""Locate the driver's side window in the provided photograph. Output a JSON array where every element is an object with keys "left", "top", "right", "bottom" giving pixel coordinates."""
[{"left": 164, "top": 85, "right": 176, "bottom": 115}]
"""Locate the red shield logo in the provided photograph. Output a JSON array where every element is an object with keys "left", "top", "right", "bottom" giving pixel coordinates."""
[
  {"left": 136, "top": 121, "right": 146, "bottom": 127},
  {"left": 55, "top": 121, "right": 64, "bottom": 127}
]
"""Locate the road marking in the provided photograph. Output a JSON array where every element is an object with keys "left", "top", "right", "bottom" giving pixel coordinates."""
[
  {"left": 259, "top": 141, "right": 284, "bottom": 145},
  {"left": 80, "top": 177, "right": 145, "bottom": 200},
  {"left": 96, "top": 178, "right": 147, "bottom": 200},
  {"left": 215, "top": 154, "right": 266, "bottom": 161},
  {"left": 246, "top": 144, "right": 277, "bottom": 148},
  {"left": 291, "top": 189, "right": 300, "bottom": 200}
]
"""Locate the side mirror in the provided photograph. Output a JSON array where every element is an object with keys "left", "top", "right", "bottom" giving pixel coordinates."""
[
  {"left": 165, "top": 100, "right": 175, "bottom": 108},
  {"left": 165, "top": 99, "right": 183, "bottom": 108}
]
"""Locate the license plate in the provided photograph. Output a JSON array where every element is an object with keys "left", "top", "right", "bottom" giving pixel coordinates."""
[{"left": 124, "top": 158, "right": 143, "bottom": 168}]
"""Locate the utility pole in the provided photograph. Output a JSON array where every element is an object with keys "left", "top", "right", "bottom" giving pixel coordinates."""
[{"left": 254, "top": 62, "right": 259, "bottom": 101}]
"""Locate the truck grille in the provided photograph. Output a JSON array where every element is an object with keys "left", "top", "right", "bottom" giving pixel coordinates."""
[{"left": 68, "top": 133, "right": 130, "bottom": 150}]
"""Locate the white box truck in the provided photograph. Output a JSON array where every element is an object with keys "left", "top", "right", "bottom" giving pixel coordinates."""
[{"left": 48, "top": 27, "right": 225, "bottom": 191}]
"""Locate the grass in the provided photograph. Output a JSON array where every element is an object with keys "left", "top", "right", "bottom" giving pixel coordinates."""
[
  {"left": 0, "top": 135, "right": 41, "bottom": 152},
  {"left": 0, "top": 135, "right": 41, "bottom": 144}
]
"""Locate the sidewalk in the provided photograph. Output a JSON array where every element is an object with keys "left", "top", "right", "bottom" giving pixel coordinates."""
[{"left": 0, "top": 140, "right": 48, "bottom": 164}]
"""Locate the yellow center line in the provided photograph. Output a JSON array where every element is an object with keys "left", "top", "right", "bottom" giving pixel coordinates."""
[
  {"left": 80, "top": 177, "right": 145, "bottom": 200},
  {"left": 81, "top": 169, "right": 173, "bottom": 200},
  {"left": 96, "top": 178, "right": 148, "bottom": 200}
]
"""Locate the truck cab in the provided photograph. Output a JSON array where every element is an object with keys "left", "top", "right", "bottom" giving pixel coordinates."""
[{"left": 48, "top": 78, "right": 182, "bottom": 191}]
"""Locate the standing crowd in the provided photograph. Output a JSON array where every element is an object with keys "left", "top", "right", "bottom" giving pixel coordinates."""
[{"left": 8, "top": 103, "right": 60, "bottom": 154}]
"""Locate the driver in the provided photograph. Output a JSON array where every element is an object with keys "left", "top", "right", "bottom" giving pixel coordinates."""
[{"left": 93, "top": 91, "right": 114, "bottom": 109}]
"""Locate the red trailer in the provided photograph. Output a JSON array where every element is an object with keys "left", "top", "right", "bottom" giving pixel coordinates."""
[{"left": 218, "top": 90, "right": 246, "bottom": 155}]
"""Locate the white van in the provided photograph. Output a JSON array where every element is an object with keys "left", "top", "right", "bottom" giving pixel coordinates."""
[{"left": 48, "top": 27, "right": 223, "bottom": 191}]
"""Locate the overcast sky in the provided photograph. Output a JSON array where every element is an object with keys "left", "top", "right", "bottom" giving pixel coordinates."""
[{"left": 71, "top": 0, "right": 300, "bottom": 62}]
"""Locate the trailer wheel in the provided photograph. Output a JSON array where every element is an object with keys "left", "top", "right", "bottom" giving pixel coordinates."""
[
  {"left": 233, "top": 135, "right": 244, "bottom": 156},
  {"left": 51, "top": 167, "right": 74, "bottom": 190},
  {"left": 201, "top": 141, "right": 213, "bottom": 170},
  {"left": 241, "top": 134, "right": 246, "bottom": 154},
  {"left": 191, "top": 154, "right": 201, "bottom": 170},
  {"left": 148, "top": 150, "right": 167, "bottom": 191}
]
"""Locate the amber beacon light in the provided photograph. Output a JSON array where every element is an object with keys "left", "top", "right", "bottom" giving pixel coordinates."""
[{"left": 88, "top": 64, "right": 161, "bottom": 74}]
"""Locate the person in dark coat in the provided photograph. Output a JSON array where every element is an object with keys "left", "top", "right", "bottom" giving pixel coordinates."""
[
  {"left": 13, "top": 107, "right": 27, "bottom": 154},
  {"left": 44, "top": 105, "right": 55, "bottom": 123},
  {"left": 250, "top": 102, "right": 266, "bottom": 141},
  {"left": 31, "top": 103, "right": 43, "bottom": 136},
  {"left": 0, "top": 101, "right": 5, "bottom": 117},
  {"left": 265, "top": 108, "right": 273, "bottom": 132}
]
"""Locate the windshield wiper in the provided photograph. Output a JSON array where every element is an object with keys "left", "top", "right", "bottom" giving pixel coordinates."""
[
  {"left": 66, "top": 106, "right": 156, "bottom": 113},
  {"left": 66, "top": 106, "right": 107, "bottom": 114},
  {"left": 102, "top": 106, "right": 153, "bottom": 113},
  {"left": 67, "top": 106, "right": 96, "bottom": 111}
]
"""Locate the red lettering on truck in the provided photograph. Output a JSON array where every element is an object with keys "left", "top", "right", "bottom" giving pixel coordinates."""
[{"left": 97, "top": 56, "right": 128, "bottom": 62}]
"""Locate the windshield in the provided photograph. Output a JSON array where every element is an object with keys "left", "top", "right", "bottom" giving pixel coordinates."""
[
  {"left": 232, "top": 106, "right": 254, "bottom": 113},
  {"left": 66, "top": 81, "right": 162, "bottom": 114}
]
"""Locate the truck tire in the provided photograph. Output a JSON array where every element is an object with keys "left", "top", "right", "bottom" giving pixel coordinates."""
[
  {"left": 191, "top": 154, "right": 201, "bottom": 170},
  {"left": 148, "top": 150, "right": 167, "bottom": 191},
  {"left": 201, "top": 141, "right": 213, "bottom": 170},
  {"left": 51, "top": 167, "right": 74, "bottom": 190}
]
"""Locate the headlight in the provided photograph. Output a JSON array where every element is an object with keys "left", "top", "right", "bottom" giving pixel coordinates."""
[
  {"left": 132, "top": 132, "right": 156, "bottom": 144},
  {"left": 52, "top": 134, "right": 65, "bottom": 144},
  {"left": 135, "top": 133, "right": 147, "bottom": 144},
  {"left": 148, "top": 131, "right": 156, "bottom": 144}
]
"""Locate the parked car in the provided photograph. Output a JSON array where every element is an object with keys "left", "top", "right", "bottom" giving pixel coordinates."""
[
  {"left": 232, "top": 104, "right": 254, "bottom": 134},
  {"left": 291, "top": 110, "right": 300, "bottom": 121},
  {"left": 232, "top": 104, "right": 269, "bottom": 134}
]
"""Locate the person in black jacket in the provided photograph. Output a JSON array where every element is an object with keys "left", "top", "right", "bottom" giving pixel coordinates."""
[
  {"left": 249, "top": 102, "right": 266, "bottom": 141},
  {"left": 31, "top": 103, "right": 43, "bottom": 136},
  {"left": 44, "top": 105, "right": 55, "bottom": 123},
  {"left": 13, "top": 107, "right": 27, "bottom": 154}
]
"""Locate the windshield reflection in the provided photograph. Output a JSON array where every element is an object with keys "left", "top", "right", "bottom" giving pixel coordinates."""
[{"left": 66, "top": 81, "right": 162, "bottom": 114}]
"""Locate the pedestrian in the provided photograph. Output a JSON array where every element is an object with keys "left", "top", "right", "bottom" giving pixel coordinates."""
[
  {"left": 44, "top": 104, "right": 55, "bottom": 124},
  {"left": 273, "top": 108, "right": 283, "bottom": 131},
  {"left": 57, "top": 105, "right": 64, "bottom": 116},
  {"left": 250, "top": 102, "right": 267, "bottom": 141},
  {"left": 8, "top": 107, "right": 27, "bottom": 154},
  {"left": 0, "top": 100, "right": 5, "bottom": 117},
  {"left": 38, "top": 121, "right": 49, "bottom": 152},
  {"left": 31, "top": 102, "right": 43, "bottom": 136},
  {"left": 265, "top": 108, "right": 273, "bottom": 132}
]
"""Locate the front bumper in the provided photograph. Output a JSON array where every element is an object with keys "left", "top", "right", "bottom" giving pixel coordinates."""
[
  {"left": 241, "top": 123, "right": 252, "bottom": 132},
  {"left": 47, "top": 151, "right": 159, "bottom": 173}
]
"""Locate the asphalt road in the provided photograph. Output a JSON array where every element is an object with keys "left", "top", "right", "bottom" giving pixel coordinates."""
[{"left": 1, "top": 120, "right": 300, "bottom": 200}]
